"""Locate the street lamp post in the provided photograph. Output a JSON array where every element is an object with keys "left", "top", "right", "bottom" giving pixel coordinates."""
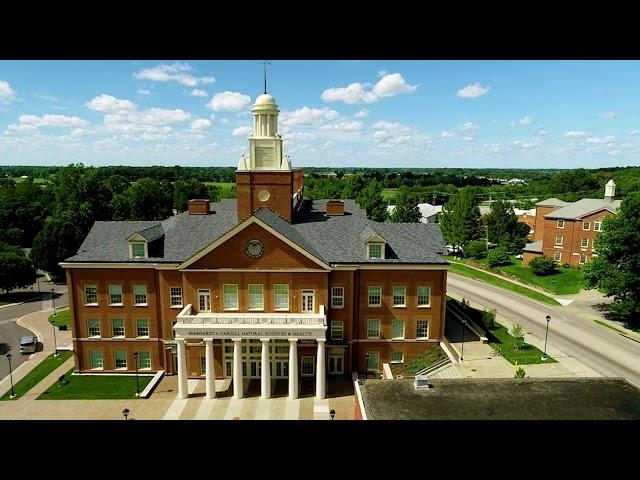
[
  {"left": 6, "top": 353, "right": 16, "bottom": 399},
  {"left": 122, "top": 408, "right": 129, "bottom": 420},
  {"left": 460, "top": 319, "right": 466, "bottom": 361},
  {"left": 133, "top": 352, "right": 140, "bottom": 397},
  {"left": 51, "top": 319, "right": 59, "bottom": 358},
  {"left": 542, "top": 315, "right": 551, "bottom": 360},
  {"left": 51, "top": 288, "right": 56, "bottom": 317}
]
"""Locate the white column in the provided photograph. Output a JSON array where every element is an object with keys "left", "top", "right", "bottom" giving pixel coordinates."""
[
  {"left": 233, "top": 338, "right": 243, "bottom": 399},
  {"left": 261, "top": 338, "right": 271, "bottom": 399},
  {"left": 205, "top": 339, "right": 215, "bottom": 399},
  {"left": 176, "top": 338, "right": 188, "bottom": 399},
  {"left": 288, "top": 338, "right": 298, "bottom": 399},
  {"left": 316, "top": 338, "right": 326, "bottom": 400}
]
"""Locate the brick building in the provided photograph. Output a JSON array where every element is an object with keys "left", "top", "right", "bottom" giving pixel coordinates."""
[
  {"left": 60, "top": 92, "right": 449, "bottom": 401},
  {"left": 523, "top": 180, "right": 620, "bottom": 268}
]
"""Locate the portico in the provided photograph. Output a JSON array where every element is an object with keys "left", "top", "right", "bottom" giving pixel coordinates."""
[{"left": 174, "top": 304, "right": 327, "bottom": 400}]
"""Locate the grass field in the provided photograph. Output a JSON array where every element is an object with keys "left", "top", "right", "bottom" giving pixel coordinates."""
[
  {"left": 37, "top": 368, "right": 153, "bottom": 400},
  {"left": 49, "top": 307, "right": 71, "bottom": 328},
  {"left": 1, "top": 352, "right": 73, "bottom": 400},
  {"left": 389, "top": 346, "right": 448, "bottom": 378},
  {"left": 10, "top": 177, "right": 50, "bottom": 184},
  {"left": 488, "top": 323, "right": 557, "bottom": 365},
  {"left": 382, "top": 188, "right": 397, "bottom": 201}
]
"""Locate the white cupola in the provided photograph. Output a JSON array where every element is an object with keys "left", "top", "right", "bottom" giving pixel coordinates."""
[{"left": 604, "top": 179, "right": 616, "bottom": 202}]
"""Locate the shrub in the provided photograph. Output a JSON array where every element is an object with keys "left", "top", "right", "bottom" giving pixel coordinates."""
[
  {"left": 463, "top": 240, "right": 487, "bottom": 259},
  {"left": 529, "top": 255, "right": 558, "bottom": 276},
  {"left": 482, "top": 309, "right": 496, "bottom": 329},
  {"left": 514, "top": 366, "right": 526, "bottom": 378},
  {"left": 487, "top": 246, "right": 511, "bottom": 267},
  {"left": 510, "top": 323, "right": 524, "bottom": 350}
]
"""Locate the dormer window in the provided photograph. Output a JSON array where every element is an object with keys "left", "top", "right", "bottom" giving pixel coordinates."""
[
  {"left": 368, "top": 243, "right": 384, "bottom": 260},
  {"left": 130, "top": 242, "right": 147, "bottom": 259}
]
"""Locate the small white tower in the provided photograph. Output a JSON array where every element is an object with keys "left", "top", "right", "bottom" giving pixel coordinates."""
[{"left": 604, "top": 179, "right": 616, "bottom": 202}]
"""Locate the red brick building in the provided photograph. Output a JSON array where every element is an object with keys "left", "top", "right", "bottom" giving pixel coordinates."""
[
  {"left": 61, "top": 92, "right": 449, "bottom": 401},
  {"left": 523, "top": 180, "right": 620, "bottom": 268}
]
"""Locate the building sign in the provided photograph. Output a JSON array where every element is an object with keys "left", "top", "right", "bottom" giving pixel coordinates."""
[{"left": 183, "top": 330, "right": 318, "bottom": 339}]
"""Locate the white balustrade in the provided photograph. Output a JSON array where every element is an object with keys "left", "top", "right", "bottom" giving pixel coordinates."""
[{"left": 176, "top": 304, "right": 326, "bottom": 326}]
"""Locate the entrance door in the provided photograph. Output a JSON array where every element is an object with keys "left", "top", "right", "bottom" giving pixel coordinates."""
[
  {"left": 198, "top": 289, "right": 211, "bottom": 313},
  {"left": 249, "top": 360, "right": 261, "bottom": 378},
  {"left": 329, "top": 354, "right": 344, "bottom": 374},
  {"left": 301, "top": 289, "right": 315, "bottom": 313},
  {"left": 274, "top": 359, "right": 289, "bottom": 378}
]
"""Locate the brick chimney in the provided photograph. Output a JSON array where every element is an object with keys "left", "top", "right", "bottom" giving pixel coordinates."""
[
  {"left": 326, "top": 200, "right": 345, "bottom": 216},
  {"left": 187, "top": 199, "right": 211, "bottom": 215}
]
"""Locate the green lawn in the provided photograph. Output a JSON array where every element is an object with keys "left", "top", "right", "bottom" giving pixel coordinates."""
[
  {"left": 448, "top": 261, "right": 560, "bottom": 306},
  {"left": 488, "top": 323, "right": 557, "bottom": 365},
  {"left": 389, "top": 346, "right": 449, "bottom": 377},
  {"left": 49, "top": 308, "right": 71, "bottom": 328},
  {"left": 382, "top": 188, "right": 397, "bottom": 201},
  {"left": 1, "top": 352, "right": 73, "bottom": 400},
  {"left": 37, "top": 369, "right": 153, "bottom": 400},
  {"left": 11, "top": 177, "right": 50, "bottom": 184}
]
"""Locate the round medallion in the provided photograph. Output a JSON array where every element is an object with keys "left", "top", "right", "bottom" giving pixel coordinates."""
[
  {"left": 258, "top": 189, "right": 271, "bottom": 202},
  {"left": 245, "top": 239, "right": 264, "bottom": 258}
]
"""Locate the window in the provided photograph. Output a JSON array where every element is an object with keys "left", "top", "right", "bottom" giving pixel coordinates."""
[
  {"left": 368, "top": 286, "right": 381, "bottom": 307},
  {"left": 109, "top": 285, "right": 122, "bottom": 305},
  {"left": 392, "top": 286, "right": 406, "bottom": 307},
  {"left": 200, "top": 356, "right": 206, "bottom": 375},
  {"left": 136, "top": 319, "right": 149, "bottom": 338},
  {"left": 594, "top": 221, "right": 602, "bottom": 232},
  {"left": 416, "top": 320, "right": 429, "bottom": 339},
  {"left": 84, "top": 285, "right": 98, "bottom": 305},
  {"left": 274, "top": 284, "right": 289, "bottom": 310},
  {"left": 579, "top": 254, "right": 587, "bottom": 264},
  {"left": 88, "top": 319, "right": 101, "bottom": 338},
  {"left": 223, "top": 284, "right": 238, "bottom": 310},
  {"left": 366, "top": 351, "right": 379, "bottom": 371},
  {"left": 367, "top": 319, "right": 380, "bottom": 339},
  {"left": 225, "top": 361, "right": 232, "bottom": 377},
  {"left": 554, "top": 251, "right": 562, "bottom": 262},
  {"left": 331, "top": 321, "right": 343, "bottom": 341},
  {"left": 301, "top": 356, "right": 315, "bottom": 376},
  {"left": 111, "top": 318, "right": 124, "bottom": 338},
  {"left": 198, "top": 289, "right": 211, "bottom": 312},
  {"left": 581, "top": 238, "right": 589, "bottom": 248},
  {"left": 583, "top": 222, "right": 591, "bottom": 231},
  {"left": 391, "top": 352, "right": 404, "bottom": 363},
  {"left": 133, "top": 284, "right": 147, "bottom": 305},
  {"left": 90, "top": 351, "right": 103, "bottom": 370},
  {"left": 368, "top": 243, "right": 383, "bottom": 259},
  {"left": 417, "top": 286, "right": 431, "bottom": 307},
  {"left": 555, "top": 235, "right": 563, "bottom": 246},
  {"left": 170, "top": 287, "right": 183, "bottom": 307},
  {"left": 114, "top": 351, "right": 127, "bottom": 369},
  {"left": 391, "top": 319, "right": 405, "bottom": 339},
  {"left": 137, "top": 351, "right": 151, "bottom": 370},
  {"left": 331, "top": 287, "right": 344, "bottom": 309},
  {"left": 131, "top": 242, "right": 146, "bottom": 258},
  {"left": 248, "top": 284, "right": 264, "bottom": 310},
  {"left": 556, "top": 219, "right": 564, "bottom": 229}
]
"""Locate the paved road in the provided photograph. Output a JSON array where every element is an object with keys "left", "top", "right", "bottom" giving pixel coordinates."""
[
  {"left": 448, "top": 273, "right": 640, "bottom": 387},
  {"left": 0, "top": 282, "right": 68, "bottom": 381}
]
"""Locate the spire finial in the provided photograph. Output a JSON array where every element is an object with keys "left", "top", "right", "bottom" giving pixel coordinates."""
[{"left": 262, "top": 61, "right": 271, "bottom": 94}]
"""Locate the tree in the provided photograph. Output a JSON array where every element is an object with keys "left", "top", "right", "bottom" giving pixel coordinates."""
[
  {"left": 127, "top": 178, "right": 174, "bottom": 220},
  {"left": 547, "top": 168, "right": 600, "bottom": 199},
  {"left": 29, "top": 213, "right": 84, "bottom": 275},
  {"left": 440, "top": 188, "right": 482, "bottom": 253},
  {"left": 0, "top": 251, "right": 36, "bottom": 293},
  {"left": 510, "top": 323, "right": 524, "bottom": 350},
  {"left": 487, "top": 246, "right": 511, "bottom": 267},
  {"left": 342, "top": 174, "right": 365, "bottom": 199},
  {"left": 357, "top": 180, "right": 388, "bottom": 222},
  {"left": 583, "top": 194, "right": 640, "bottom": 318},
  {"left": 463, "top": 240, "right": 488, "bottom": 259},
  {"left": 529, "top": 256, "right": 558, "bottom": 276},
  {"left": 173, "top": 179, "right": 208, "bottom": 212},
  {"left": 486, "top": 200, "right": 531, "bottom": 253},
  {"left": 389, "top": 187, "right": 421, "bottom": 223}
]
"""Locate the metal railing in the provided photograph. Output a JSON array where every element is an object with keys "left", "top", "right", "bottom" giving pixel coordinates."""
[
  {"left": 176, "top": 304, "right": 326, "bottom": 326},
  {"left": 415, "top": 358, "right": 452, "bottom": 376}
]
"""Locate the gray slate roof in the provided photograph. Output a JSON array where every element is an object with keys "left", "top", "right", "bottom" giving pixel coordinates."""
[
  {"left": 523, "top": 240, "right": 543, "bottom": 253},
  {"left": 536, "top": 197, "right": 569, "bottom": 207},
  {"left": 545, "top": 198, "right": 621, "bottom": 220},
  {"left": 66, "top": 197, "right": 447, "bottom": 265},
  {"left": 134, "top": 224, "right": 164, "bottom": 242}
]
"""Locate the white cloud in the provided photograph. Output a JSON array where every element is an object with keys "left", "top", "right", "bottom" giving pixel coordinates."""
[
  {"left": 137, "top": 89, "right": 152, "bottom": 96},
  {"left": 462, "top": 136, "right": 475, "bottom": 142},
  {"left": 510, "top": 115, "right": 533, "bottom": 126},
  {"left": 609, "top": 150, "right": 622, "bottom": 156},
  {"left": 599, "top": 112, "right": 616, "bottom": 119},
  {"left": 220, "top": 118, "right": 230, "bottom": 124},
  {"left": 459, "top": 122, "right": 479, "bottom": 132},
  {"left": 232, "top": 126, "right": 252, "bottom": 136},
  {"left": 190, "top": 89, "right": 208, "bottom": 97},
  {"left": 535, "top": 129, "right": 549, "bottom": 136},
  {"left": 5, "top": 124, "right": 38, "bottom": 134},
  {"left": 456, "top": 83, "right": 490, "bottom": 98},
  {"left": 437, "top": 131, "right": 453, "bottom": 139},
  {"left": 372, "top": 120, "right": 407, "bottom": 131},
  {"left": 190, "top": 119, "right": 211, "bottom": 132},
  {"left": 564, "top": 130, "right": 591, "bottom": 138},
  {"left": 105, "top": 108, "right": 190, "bottom": 126},
  {"left": 483, "top": 143, "right": 504, "bottom": 153},
  {"left": 513, "top": 140, "right": 539, "bottom": 149},
  {"left": 86, "top": 94, "right": 136, "bottom": 113},
  {"left": 377, "top": 70, "right": 388, "bottom": 78},
  {"left": 280, "top": 107, "right": 339, "bottom": 126},
  {"left": 19, "top": 114, "right": 89, "bottom": 127},
  {"left": 355, "top": 109, "right": 370, "bottom": 118},
  {"left": 630, "top": 129, "right": 640, "bottom": 135},
  {"left": 319, "top": 120, "right": 363, "bottom": 131},
  {"left": 586, "top": 136, "right": 615, "bottom": 144},
  {"left": 0, "top": 80, "right": 17, "bottom": 104},
  {"left": 134, "top": 62, "right": 215, "bottom": 87},
  {"left": 322, "top": 73, "right": 418, "bottom": 105},
  {"left": 207, "top": 91, "right": 251, "bottom": 112}
]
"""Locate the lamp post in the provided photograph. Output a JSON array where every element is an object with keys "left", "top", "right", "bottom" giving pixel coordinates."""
[
  {"left": 330, "top": 409, "right": 335, "bottom": 420},
  {"left": 542, "top": 315, "right": 551, "bottom": 360},
  {"left": 122, "top": 408, "right": 129, "bottom": 420},
  {"left": 460, "top": 319, "right": 466, "bottom": 361},
  {"left": 51, "top": 288, "right": 56, "bottom": 317},
  {"left": 51, "top": 319, "right": 59, "bottom": 358},
  {"left": 133, "top": 352, "right": 140, "bottom": 397},
  {"left": 6, "top": 353, "right": 16, "bottom": 399}
]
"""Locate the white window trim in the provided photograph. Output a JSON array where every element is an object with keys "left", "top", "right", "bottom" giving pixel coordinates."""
[
  {"left": 114, "top": 352, "right": 128, "bottom": 370},
  {"left": 111, "top": 318, "right": 125, "bottom": 338},
  {"left": 87, "top": 319, "right": 101, "bottom": 339},
  {"left": 248, "top": 284, "right": 264, "bottom": 311},
  {"left": 109, "top": 284, "right": 123, "bottom": 306},
  {"left": 301, "top": 289, "right": 315, "bottom": 313},
  {"left": 331, "top": 287, "right": 344, "bottom": 309},
  {"left": 133, "top": 284, "right": 148, "bottom": 306},
  {"left": 594, "top": 221, "right": 602, "bottom": 232},
  {"left": 330, "top": 320, "right": 344, "bottom": 341},
  {"left": 392, "top": 286, "right": 406, "bottom": 308},
  {"left": 582, "top": 222, "right": 591, "bottom": 231},
  {"left": 274, "top": 284, "right": 290, "bottom": 311},
  {"left": 391, "top": 319, "right": 405, "bottom": 340},
  {"left": 366, "top": 351, "right": 379, "bottom": 372},
  {"left": 554, "top": 251, "right": 562, "bottom": 263},
  {"left": 169, "top": 286, "right": 183, "bottom": 309},
  {"left": 581, "top": 238, "right": 589, "bottom": 248},
  {"left": 138, "top": 352, "right": 152, "bottom": 370},
  {"left": 417, "top": 286, "right": 431, "bottom": 308},
  {"left": 136, "top": 319, "right": 150, "bottom": 339},
  {"left": 198, "top": 289, "right": 211, "bottom": 313},
  {"left": 84, "top": 285, "right": 98, "bottom": 306},
  {"left": 301, "top": 356, "right": 315, "bottom": 377},
  {"left": 556, "top": 219, "right": 564, "bottom": 229},
  {"left": 223, "top": 284, "right": 239, "bottom": 311},
  {"left": 416, "top": 320, "right": 429, "bottom": 340},
  {"left": 579, "top": 254, "right": 587, "bottom": 264},
  {"left": 390, "top": 352, "right": 404, "bottom": 364},
  {"left": 90, "top": 351, "right": 104, "bottom": 370},
  {"left": 367, "top": 242, "right": 385, "bottom": 260},
  {"left": 555, "top": 235, "right": 563, "bottom": 246},
  {"left": 368, "top": 286, "right": 382, "bottom": 307},
  {"left": 129, "top": 241, "right": 148, "bottom": 259},
  {"left": 367, "top": 319, "right": 380, "bottom": 339}
]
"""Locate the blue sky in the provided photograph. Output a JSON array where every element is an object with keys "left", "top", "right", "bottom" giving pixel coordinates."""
[{"left": 1, "top": 60, "right": 639, "bottom": 169}]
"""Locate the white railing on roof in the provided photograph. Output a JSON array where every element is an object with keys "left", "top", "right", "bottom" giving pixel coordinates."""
[{"left": 176, "top": 304, "right": 326, "bottom": 326}]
